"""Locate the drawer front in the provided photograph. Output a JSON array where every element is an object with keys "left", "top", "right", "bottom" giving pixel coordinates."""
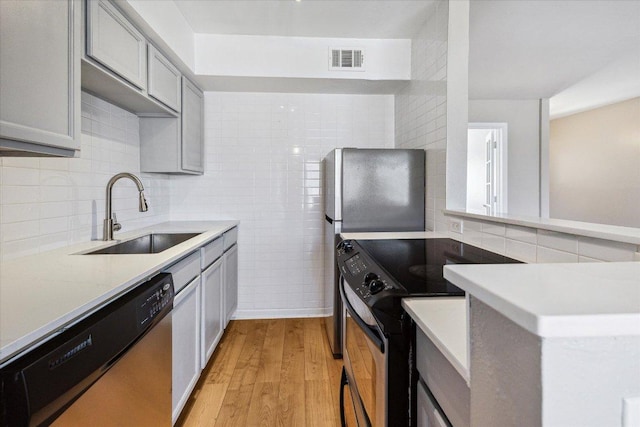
[
  {"left": 417, "top": 380, "right": 449, "bottom": 427},
  {"left": 223, "top": 227, "right": 238, "bottom": 251},
  {"left": 148, "top": 45, "right": 181, "bottom": 112},
  {"left": 201, "top": 237, "right": 224, "bottom": 270},
  {"left": 416, "top": 328, "right": 470, "bottom": 427},
  {"left": 86, "top": 0, "right": 147, "bottom": 90},
  {"left": 163, "top": 251, "right": 200, "bottom": 294}
]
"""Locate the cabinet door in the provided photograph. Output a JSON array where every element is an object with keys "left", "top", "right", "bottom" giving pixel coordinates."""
[
  {"left": 172, "top": 277, "right": 201, "bottom": 424},
  {"left": 181, "top": 77, "right": 204, "bottom": 173},
  {"left": 148, "top": 45, "right": 181, "bottom": 112},
  {"left": 86, "top": 0, "right": 147, "bottom": 90},
  {"left": 0, "top": 0, "right": 80, "bottom": 154},
  {"left": 201, "top": 258, "right": 223, "bottom": 367},
  {"left": 223, "top": 244, "right": 238, "bottom": 327}
]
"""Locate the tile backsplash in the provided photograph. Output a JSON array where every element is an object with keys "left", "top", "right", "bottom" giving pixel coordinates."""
[
  {"left": 445, "top": 214, "right": 640, "bottom": 263},
  {"left": 0, "top": 92, "right": 170, "bottom": 260},
  {"left": 170, "top": 92, "right": 394, "bottom": 318},
  {"left": 394, "top": 0, "right": 449, "bottom": 232}
]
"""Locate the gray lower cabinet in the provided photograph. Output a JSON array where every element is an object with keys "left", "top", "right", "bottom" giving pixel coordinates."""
[
  {"left": 0, "top": 0, "right": 81, "bottom": 156},
  {"left": 201, "top": 258, "right": 224, "bottom": 367},
  {"left": 165, "top": 229, "right": 238, "bottom": 423},
  {"left": 139, "top": 77, "right": 204, "bottom": 174},
  {"left": 416, "top": 327, "right": 470, "bottom": 427},
  {"left": 86, "top": 0, "right": 147, "bottom": 90},
  {"left": 148, "top": 45, "right": 181, "bottom": 112},
  {"left": 172, "top": 276, "right": 201, "bottom": 425},
  {"left": 223, "top": 244, "right": 239, "bottom": 327}
]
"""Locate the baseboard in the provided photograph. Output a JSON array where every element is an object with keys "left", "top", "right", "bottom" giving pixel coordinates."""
[{"left": 232, "top": 307, "right": 331, "bottom": 320}]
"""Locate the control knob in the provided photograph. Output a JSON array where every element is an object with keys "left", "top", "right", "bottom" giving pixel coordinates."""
[
  {"left": 369, "top": 279, "right": 385, "bottom": 294},
  {"left": 338, "top": 240, "right": 354, "bottom": 253},
  {"left": 364, "top": 272, "right": 379, "bottom": 284}
]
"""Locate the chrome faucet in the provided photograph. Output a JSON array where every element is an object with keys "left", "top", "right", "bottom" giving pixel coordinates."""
[{"left": 103, "top": 173, "right": 149, "bottom": 241}]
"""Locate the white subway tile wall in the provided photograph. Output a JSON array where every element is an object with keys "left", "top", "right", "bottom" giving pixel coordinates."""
[
  {"left": 445, "top": 215, "right": 640, "bottom": 263},
  {"left": 0, "top": 92, "right": 170, "bottom": 260},
  {"left": 169, "top": 92, "right": 394, "bottom": 318},
  {"left": 394, "top": 0, "right": 449, "bottom": 232}
]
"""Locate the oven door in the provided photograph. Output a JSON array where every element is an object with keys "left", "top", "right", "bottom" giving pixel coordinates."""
[{"left": 340, "top": 277, "right": 388, "bottom": 427}]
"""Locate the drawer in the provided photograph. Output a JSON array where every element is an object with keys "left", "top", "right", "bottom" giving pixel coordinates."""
[
  {"left": 163, "top": 251, "right": 200, "bottom": 294},
  {"left": 417, "top": 380, "right": 449, "bottom": 427},
  {"left": 223, "top": 227, "right": 238, "bottom": 251},
  {"left": 201, "top": 237, "right": 223, "bottom": 270},
  {"left": 416, "top": 328, "right": 470, "bottom": 427}
]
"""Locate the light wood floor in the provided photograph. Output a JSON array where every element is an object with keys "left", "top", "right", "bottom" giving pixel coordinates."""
[{"left": 177, "top": 318, "right": 355, "bottom": 427}]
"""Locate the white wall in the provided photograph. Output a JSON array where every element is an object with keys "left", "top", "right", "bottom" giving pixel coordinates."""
[
  {"left": 0, "top": 92, "right": 171, "bottom": 260},
  {"left": 550, "top": 97, "right": 640, "bottom": 228},
  {"left": 195, "top": 34, "right": 410, "bottom": 81},
  {"left": 395, "top": 0, "right": 450, "bottom": 232},
  {"left": 169, "top": 92, "right": 394, "bottom": 318},
  {"left": 469, "top": 99, "right": 540, "bottom": 217}
]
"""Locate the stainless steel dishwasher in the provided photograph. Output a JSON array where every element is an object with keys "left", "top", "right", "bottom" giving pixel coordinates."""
[{"left": 0, "top": 273, "right": 174, "bottom": 426}]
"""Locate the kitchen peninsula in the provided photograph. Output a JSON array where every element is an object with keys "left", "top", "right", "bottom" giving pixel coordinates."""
[{"left": 444, "top": 261, "right": 640, "bottom": 427}]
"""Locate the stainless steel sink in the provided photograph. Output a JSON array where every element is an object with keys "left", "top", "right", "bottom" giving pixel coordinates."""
[{"left": 86, "top": 233, "right": 201, "bottom": 255}]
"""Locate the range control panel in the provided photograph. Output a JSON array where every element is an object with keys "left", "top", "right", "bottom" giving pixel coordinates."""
[{"left": 337, "top": 240, "right": 406, "bottom": 307}]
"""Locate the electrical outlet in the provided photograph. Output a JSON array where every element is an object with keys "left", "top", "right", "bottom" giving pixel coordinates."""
[{"left": 449, "top": 219, "right": 463, "bottom": 234}]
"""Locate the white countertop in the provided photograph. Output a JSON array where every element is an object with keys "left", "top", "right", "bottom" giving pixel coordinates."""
[
  {"left": 0, "top": 220, "right": 238, "bottom": 365},
  {"left": 444, "top": 262, "right": 640, "bottom": 338},
  {"left": 403, "top": 297, "right": 470, "bottom": 384}
]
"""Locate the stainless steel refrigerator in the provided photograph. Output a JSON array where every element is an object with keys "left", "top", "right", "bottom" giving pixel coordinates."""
[{"left": 323, "top": 148, "right": 425, "bottom": 357}]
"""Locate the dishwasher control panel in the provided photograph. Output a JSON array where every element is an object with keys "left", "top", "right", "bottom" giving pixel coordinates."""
[{"left": 137, "top": 274, "right": 174, "bottom": 329}]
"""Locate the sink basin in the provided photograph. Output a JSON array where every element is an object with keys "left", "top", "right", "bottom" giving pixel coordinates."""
[{"left": 86, "top": 233, "right": 202, "bottom": 255}]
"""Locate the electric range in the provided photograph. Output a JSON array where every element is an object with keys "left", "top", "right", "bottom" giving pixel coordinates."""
[{"left": 336, "top": 238, "right": 520, "bottom": 427}]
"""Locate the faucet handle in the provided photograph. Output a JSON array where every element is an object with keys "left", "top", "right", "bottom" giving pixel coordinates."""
[{"left": 112, "top": 212, "right": 122, "bottom": 232}]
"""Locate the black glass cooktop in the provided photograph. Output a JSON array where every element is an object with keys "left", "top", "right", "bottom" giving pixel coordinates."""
[{"left": 356, "top": 238, "right": 521, "bottom": 296}]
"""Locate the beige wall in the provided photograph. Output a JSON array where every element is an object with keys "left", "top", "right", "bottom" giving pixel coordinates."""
[{"left": 550, "top": 97, "right": 640, "bottom": 228}]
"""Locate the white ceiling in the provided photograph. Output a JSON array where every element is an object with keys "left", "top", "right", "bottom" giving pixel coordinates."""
[
  {"left": 171, "top": 0, "right": 640, "bottom": 105},
  {"left": 174, "top": 0, "right": 436, "bottom": 39},
  {"left": 468, "top": 0, "right": 640, "bottom": 101}
]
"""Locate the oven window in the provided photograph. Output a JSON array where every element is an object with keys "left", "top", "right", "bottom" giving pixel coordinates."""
[{"left": 345, "top": 314, "right": 378, "bottom": 426}]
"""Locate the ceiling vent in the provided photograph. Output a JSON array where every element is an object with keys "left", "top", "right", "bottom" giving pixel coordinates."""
[{"left": 329, "top": 48, "right": 365, "bottom": 71}]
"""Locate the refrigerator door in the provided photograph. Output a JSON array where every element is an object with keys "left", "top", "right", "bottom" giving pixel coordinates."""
[
  {"left": 323, "top": 148, "right": 342, "bottom": 221},
  {"left": 324, "top": 215, "right": 342, "bottom": 357},
  {"left": 342, "top": 148, "right": 425, "bottom": 232}
]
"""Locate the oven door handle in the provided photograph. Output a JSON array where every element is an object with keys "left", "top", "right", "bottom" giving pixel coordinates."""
[{"left": 339, "top": 276, "right": 385, "bottom": 353}]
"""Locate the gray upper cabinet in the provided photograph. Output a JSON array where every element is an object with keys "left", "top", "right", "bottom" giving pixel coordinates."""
[
  {"left": 181, "top": 77, "right": 204, "bottom": 173},
  {"left": 0, "top": 0, "right": 81, "bottom": 156},
  {"left": 140, "top": 77, "right": 204, "bottom": 175},
  {"left": 148, "top": 46, "right": 182, "bottom": 112},
  {"left": 86, "top": 0, "right": 147, "bottom": 90}
]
